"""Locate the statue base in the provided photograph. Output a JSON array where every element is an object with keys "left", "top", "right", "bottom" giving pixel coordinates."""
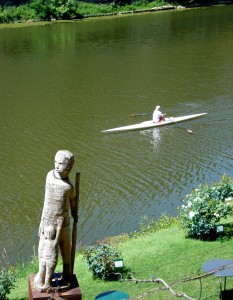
[{"left": 28, "top": 273, "right": 82, "bottom": 300}]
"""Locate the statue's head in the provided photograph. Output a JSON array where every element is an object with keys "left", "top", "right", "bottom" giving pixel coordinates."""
[{"left": 54, "top": 150, "right": 74, "bottom": 179}]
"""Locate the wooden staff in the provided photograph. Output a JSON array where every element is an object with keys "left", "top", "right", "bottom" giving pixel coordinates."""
[{"left": 71, "top": 172, "right": 80, "bottom": 276}]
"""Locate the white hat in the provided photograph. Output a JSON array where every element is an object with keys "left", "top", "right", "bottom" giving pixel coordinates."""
[{"left": 156, "top": 105, "right": 160, "bottom": 110}]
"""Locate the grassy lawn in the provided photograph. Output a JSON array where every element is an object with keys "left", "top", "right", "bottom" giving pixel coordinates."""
[{"left": 8, "top": 217, "right": 233, "bottom": 300}]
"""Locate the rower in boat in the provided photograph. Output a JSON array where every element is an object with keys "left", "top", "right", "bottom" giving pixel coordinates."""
[
  {"left": 101, "top": 113, "right": 207, "bottom": 133},
  {"left": 153, "top": 105, "right": 166, "bottom": 123}
]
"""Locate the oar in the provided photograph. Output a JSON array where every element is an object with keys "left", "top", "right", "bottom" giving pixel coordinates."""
[
  {"left": 130, "top": 113, "right": 151, "bottom": 117},
  {"left": 71, "top": 172, "right": 80, "bottom": 277},
  {"left": 166, "top": 116, "right": 193, "bottom": 134}
]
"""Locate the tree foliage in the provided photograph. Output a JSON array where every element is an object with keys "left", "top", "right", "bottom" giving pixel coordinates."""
[{"left": 29, "top": 0, "right": 80, "bottom": 20}]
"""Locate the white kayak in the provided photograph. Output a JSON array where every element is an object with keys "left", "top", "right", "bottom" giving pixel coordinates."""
[{"left": 102, "top": 113, "right": 207, "bottom": 133}]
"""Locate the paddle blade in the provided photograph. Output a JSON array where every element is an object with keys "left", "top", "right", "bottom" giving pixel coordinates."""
[{"left": 130, "top": 113, "right": 151, "bottom": 117}]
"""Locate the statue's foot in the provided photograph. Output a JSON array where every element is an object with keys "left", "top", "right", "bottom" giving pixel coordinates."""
[
  {"left": 34, "top": 273, "right": 45, "bottom": 286},
  {"left": 34, "top": 281, "right": 44, "bottom": 292},
  {"left": 42, "top": 283, "right": 52, "bottom": 292},
  {"left": 34, "top": 273, "right": 38, "bottom": 283}
]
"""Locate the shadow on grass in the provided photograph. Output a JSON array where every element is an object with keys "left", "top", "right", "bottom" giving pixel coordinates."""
[
  {"left": 221, "top": 222, "right": 233, "bottom": 241},
  {"left": 221, "top": 289, "right": 233, "bottom": 300},
  {"left": 184, "top": 222, "right": 233, "bottom": 242}
]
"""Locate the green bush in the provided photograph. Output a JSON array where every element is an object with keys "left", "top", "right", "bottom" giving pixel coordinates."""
[
  {"left": 28, "top": 0, "right": 50, "bottom": 19},
  {"left": 84, "top": 243, "right": 127, "bottom": 280},
  {"left": 0, "top": 255, "right": 16, "bottom": 300},
  {"left": 51, "top": 0, "right": 78, "bottom": 19},
  {"left": 0, "top": 4, "right": 35, "bottom": 23},
  {"left": 29, "top": 0, "right": 80, "bottom": 20},
  {"left": 179, "top": 175, "right": 233, "bottom": 240}
]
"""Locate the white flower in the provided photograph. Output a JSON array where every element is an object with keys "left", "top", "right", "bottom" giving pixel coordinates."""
[
  {"left": 192, "top": 197, "right": 200, "bottom": 202},
  {"left": 214, "top": 212, "right": 220, "bottom": 218},
  {"left": 189, "top": 211, "right": 195, "bottom": 218},
  {"left": 225, "top": 197, "right": 233, "bottom": 202},
  {"left": 187, "top": 202, "right": 192, "bottom": 207}
]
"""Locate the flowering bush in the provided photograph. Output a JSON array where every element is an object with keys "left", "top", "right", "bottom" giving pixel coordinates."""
[{"left": 179, "top": 175, "right": 233, "bottom": 240}]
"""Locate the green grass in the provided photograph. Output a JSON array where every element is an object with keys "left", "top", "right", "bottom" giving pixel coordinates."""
[{"left": 8, "top": 217, "right": 233, "bottom": 300}]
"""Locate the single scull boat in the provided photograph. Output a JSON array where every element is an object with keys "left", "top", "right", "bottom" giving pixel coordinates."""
[{"left": 102, "top": 113, "right": 207, "bottom": 133}]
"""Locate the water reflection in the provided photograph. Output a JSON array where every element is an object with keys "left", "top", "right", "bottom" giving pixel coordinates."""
[{"left": 140, "top": 128, "right": 161, "bottom": 148}]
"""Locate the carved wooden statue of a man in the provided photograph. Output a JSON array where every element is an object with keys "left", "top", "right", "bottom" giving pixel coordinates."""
[{"left": 34, "top": 150, "right": 78, "bottom": 291}]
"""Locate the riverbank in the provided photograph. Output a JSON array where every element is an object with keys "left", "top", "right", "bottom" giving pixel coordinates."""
[
  {"left": 80, "top": 1, "right": 233, "bottom": 19},
  {"left": 8, "top": 216, "right": 233, "bottom": 300},
  {"left": 0, "top": 0, "right": 233, "bottom": 26}
]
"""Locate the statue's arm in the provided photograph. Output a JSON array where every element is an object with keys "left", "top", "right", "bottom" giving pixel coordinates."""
[
  {"left": 70, "top": 186, "right": 78, "bottom": 222},
  {"left": 38, "top": 174, "right": 49, "bottom": 236},
  {"left": 55, "top": 217, "right": 64, "bottom": 243},
  {"left": 38, "top": 200, "right": 46, "bottom": 237}
]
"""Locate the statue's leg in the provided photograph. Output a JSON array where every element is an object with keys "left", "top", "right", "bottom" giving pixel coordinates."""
[
  {"left": 34, "top": 234, "right": 45, "bottom": 286},
  {"left": 59, "top": 226, "right": 71, "bottom": 285},
  {"left": 34, "top": 259, "right": 46, "bottom": 289},
  {"left": 43, "top": 260, "right": 56, "bottom": 290}
]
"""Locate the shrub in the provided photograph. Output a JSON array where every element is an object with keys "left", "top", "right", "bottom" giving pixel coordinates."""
[
  {"left": 83, "top": 243, "right": 128, "bottom": 280},
  {"left": 0, "top": 4, "right": 35, "bottom": 23},
  {"left": 52, "top": 0, "right": 79, "bottom": 19},
  {"left": 29, "top": 0, "right": 80, "bottom": 20},
  {"left": 28, "top": 0, "right": 50, "bottom": 19},
  {"left": 0, "top": 251, "right": 16, "bottom": 300},
  {"left": 179, "top": 175, "right": 233, "bottom": 240}
]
